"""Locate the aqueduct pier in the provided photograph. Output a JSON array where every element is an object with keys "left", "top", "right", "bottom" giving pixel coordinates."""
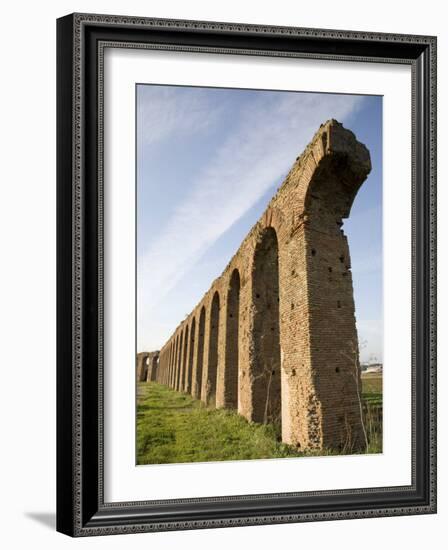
[
  {"left": 147, "top": 120, "right": 371, "bottom": 452},
  {"left": 137, "top": 351, "right": 160, "bottom": 383}
]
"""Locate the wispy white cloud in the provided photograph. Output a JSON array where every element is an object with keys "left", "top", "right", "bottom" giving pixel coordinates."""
[
  {"left": 137, "top": 85, "right": 226, "bottom": 146},
  {"left": 137, "top": 89, "right": 366, "bottom": 350}
]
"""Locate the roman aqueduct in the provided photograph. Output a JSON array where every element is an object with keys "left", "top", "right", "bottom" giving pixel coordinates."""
[
  {"left": 140, "top": 120, "right": 372, "bottom": 452},
  {"left": 137, "top": 351, "right": 160, "bottom": 383}
]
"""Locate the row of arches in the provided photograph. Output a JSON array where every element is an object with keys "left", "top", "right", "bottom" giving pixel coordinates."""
[
  {"left": 153, "top": 121, "right": 371, "bottom": 450},
  {"left": 137, "top": 351, "right": 160, "bottom": 383},
  {"left": 164, "top": 289, "right": 222, "bottom": 406},
  {"left": 156, "top": 227, "right": 281, "bottom": 431}
]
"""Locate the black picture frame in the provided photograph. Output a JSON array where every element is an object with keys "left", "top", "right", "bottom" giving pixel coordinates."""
[{"left": 56, "top": 13, "right": 437, "bottom": 537}]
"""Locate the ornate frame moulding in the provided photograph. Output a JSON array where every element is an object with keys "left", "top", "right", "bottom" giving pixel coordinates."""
[{"left": 56, "top": 12, "right": 436, "bottom": 537}]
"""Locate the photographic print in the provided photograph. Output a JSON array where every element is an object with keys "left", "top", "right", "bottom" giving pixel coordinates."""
[
  {"left": 136, "top": 85, "right": 383, "bottom": 465},
  {"left": 57, "top": 14, "right": 436, "bottom": 535}
]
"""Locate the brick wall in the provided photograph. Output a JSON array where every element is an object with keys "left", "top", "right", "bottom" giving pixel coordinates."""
[{"left": 151, "top": 120, "right": 371, "bottom": 452}]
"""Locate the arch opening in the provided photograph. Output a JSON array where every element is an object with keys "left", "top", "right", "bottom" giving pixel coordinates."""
[
  {"left": 173, "top": 339, "right": 178, "bottom": 387},
  {"left": 169, "top": 338, "right": 176, "bottom": 388},
  {"left": 225, "top": 269, "right": 240, "bottom": 409},
  {"left": 176, "top": 333, "right": 183, "bottom": 391},
  {"left": 144, "top": 356, "right": 150, "bottom": 382},
  {"left": 206, "top": 292, "right": 220, "bottom": 406},
  {"left": 252, "top": 227, "right": 282, "bottom": 435},
  {"left": 181, "top": 326, "right": 189, "bottom": 391},
  {"left": 195, "top": 307, "right": 206, "bottom": 399},
  {"left": 187, "top": 318, "right": 196, "bottom": 394},
  {"left": 168, "top": 343, "right": 173, "bottom": 385}
]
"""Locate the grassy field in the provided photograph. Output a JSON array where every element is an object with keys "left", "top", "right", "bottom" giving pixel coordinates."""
[
  {"left": 361, "top": 372, "right": 383, "bottom": 453},
  {"left": 136, "top": 383, "right": 303, "bottom": 464},
  {"left": 137, "top": 375, "right": 382, "bottom": 465},
  {"left": 362, "top": 372, "right": 382, "bottom": 398}
]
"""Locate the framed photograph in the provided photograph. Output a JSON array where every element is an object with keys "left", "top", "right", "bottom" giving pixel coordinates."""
[{"left": 56, "top": 13, "right": 437, "bottom": 536}]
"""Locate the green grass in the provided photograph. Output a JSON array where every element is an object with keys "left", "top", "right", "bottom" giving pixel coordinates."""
[
  {"left": 137, "top": 383, "right": 304, "bottom": 464},
  {"left": 136, "top": 375, "right": 383, "bottom": 465},
  {"left": 361, "top": 373, "right": 383, "bottom": 453},
  {"left": 361, "top": 372, "right": 382, "bottom": 393}
]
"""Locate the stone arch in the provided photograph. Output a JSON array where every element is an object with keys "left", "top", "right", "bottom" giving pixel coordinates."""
[
  {"left": 145, "top": 354, "right": 151, "bottom": 382},
  {"left": 261, "top": 206, "right": 283, "bottom": 234},
  {"left": 154, "top": 121, "right": 371, "bottom": 451},
  {"left": 205, "top": 292, "right": 220, "bottom": 406},
  {"left": 164, "top": 344, "right": 167, "bottom": 381},
  {"left": 168, "top": 336, "right": 176, "bottom": 388},
  {"left": 297, "top": 121, "right": 370, "bottom": 227},
  {"left": 224, "top": 269, "right": 240, "bottom": 409},
  {"left": 194, "top": 306, "right": 206, "bottom": 399},
  {"left": 144, "top": 356, "right": 150, "bottom": 381},
  {"left": 136, "top": 352, "right": 149, "bottom": 382},
  {"left": 172, "top": 335, "right": 178, "bottom": 388},
  {"left": 186, "top": 317, "right": 196, "bottom": 394},
  {"left": 149, "top": 352, "right": 159, "bottom": 382},
  {"left": 176, "top": 331, "right": 184, "bottom": 391},
  {"left": 168, "top": 342, "right": 173, "bottom": 385},
  {"left": 169, "top": 340, "right": 174, "bottom": 386},
  {"left": 181, "top": 325, "right": 189, "bottom": 391},
  {"left": 172, "top": 337, "right": 178, "bottom": 387},
  {"left": 173, "top": 339, "right": 176, "bottom": 384},
  {"left": 252, "top": 227, "right": 282, "bottom": 431}
]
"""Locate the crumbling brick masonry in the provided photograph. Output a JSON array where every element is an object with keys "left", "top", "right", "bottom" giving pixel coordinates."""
[
  {"left": 149, "top": 120, "right": 371, "bottom": 452},
  {"left": 136, "top": 351, "right": 160, "bottom": 383}
]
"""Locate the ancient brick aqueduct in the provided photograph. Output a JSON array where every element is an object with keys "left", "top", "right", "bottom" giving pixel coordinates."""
[{"left": 138, "top": 120, "right": 372, "bottom": 452}]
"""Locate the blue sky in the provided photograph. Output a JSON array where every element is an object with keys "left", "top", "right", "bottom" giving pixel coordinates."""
[{"left": 137, "top": 85, "right": 383, "bottom": 363}]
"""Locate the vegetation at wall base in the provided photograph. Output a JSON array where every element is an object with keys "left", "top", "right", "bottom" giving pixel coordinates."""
[{"left": 136, "top": 376, "right": 382, "bottom": 465}]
